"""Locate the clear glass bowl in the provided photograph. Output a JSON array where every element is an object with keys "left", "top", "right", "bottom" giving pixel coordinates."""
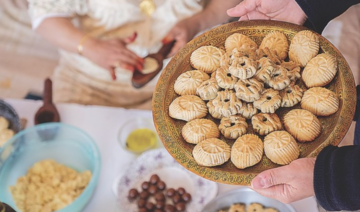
[
  {"left": 117, "top": 118, "right": 160, "bottom": 154},
  {"left": 0, "top": 123, "right": 101, "bottom": 212}
]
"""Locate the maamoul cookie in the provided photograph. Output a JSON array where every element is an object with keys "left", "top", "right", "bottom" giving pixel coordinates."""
[
  {"left": 257, "top": 47, "right": 281, "bottom": 65},
  {"left": 193, "top": 138, "right": 231, "bottom": 167},
  {"left": 247, "top": 203, "right": 264, "bottom": 212},
  {"left": 280, "top": 84, "right": 303, "bottom": 107},
  {"left": 229, "top": 57, "right": 258, "bottom": 80},
  {"left": 289, "top": 30, "right": 319, "bottom": 67},
  {"left": 219, "top": 115, "right": 248, "bottom": 139},
  {"left": 237, "top": 102, "right": 258, "bottom": 119},
  {"left": 190, "top": 46, "right": 222, "bottom": 73},
  {"left": 251, "top": 113, "right": 282, "bottom": 136},
  {"left": 254, "top": 58, "right": 276, "bottom": 83},
  {"left": 182, "top": 119, "right": 220, "bottom": 144},
  {"left": 267, "top": 66, "right": 291, "bottom": 90},
  {"left": 0, "top": 116, "right": 9, "bottom": 131},
  {"left": 229, "top": 203, "right": 246, "bottom": 212},
  {"left": 281, "top": 61, "right": 301, "bottom": 82},
  {"left": 210, "top": 90, "right": 243, "bottom": 117},
  {"left": 264, "top": 131, "right": 300, "bottom": 165},
  {"left": 260, "top": 31, "right": 289, "bottom": 60},
  {"left": 196, "top": 78, "right": 220, "bottom": 100},
  {"left": 207, "top": 100, "right": 223, "bottom": 119},
  {"left": 234, "top": 78, "right": 264, "bottom": 102},
  {"left": 225, "top": 33, "right": 258, "bottom": 53},
  {"left": 174, "top": 70, "right": 209, "bottom": 95},
  {"left": 253, "top": 89, "right": 281, "bottom": 113},
  {"left": 301, "top": 87, "right": 339, "bottom": 116},
  {"left": 215, "top": 66, "right": 238, "bottom": 89},
  {"left": 284, "top": 109, "right": 321, "bottom": 142},
  {"left": 231, "top": 47, "right": 258, "bottom": 60},
  {"left": 302, "top": 53, "right": 337, "bottom": 87},
  {"left": 169, "top": 95, "right": 207, "bottom": 121},
  {"left": 231, "top": 134, "right": 263, "bottom": 169}
]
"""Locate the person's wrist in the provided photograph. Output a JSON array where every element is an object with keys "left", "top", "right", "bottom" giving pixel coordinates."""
[{"left": 80, "top": 37, "right": 98, "bottom": 59}]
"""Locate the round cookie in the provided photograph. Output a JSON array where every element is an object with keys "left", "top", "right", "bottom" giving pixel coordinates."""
[
  {"left": 281, "top": 61, "right": 301, "bottom": 82},
  {"left": 302, "top": 53, "right": 337, "bottom": 87},
  {"left": 219, "top": 115, "right": 248, "bottom": 139},
  {"left": 280, "top": 84, "right": 304, "bottom": 107},
  {"left": 264, "top": 131, "right": 300, "bottom": 165},
  {"left": 234, "top": 78, "right": 264, "bottom": 102},
  {"left": 237, "top": 102, "right": 258, "bottom": 119},
  {"left": 254, "top": 58, "right": 276, "bottom": 83},
  {"left": 231, "top": 47, "right": 258, "bottom": 60},
  {"left": 301, "top": 87, "right": 339, "bottom": 116},
  {"left": 289, "top": 30, "right": 319, "bottom": 67},
  {"left": 253, "top": 89, "right": 282, "bottom": 113},
  {"left": 182, "top": 119, "right": 220, "bottom": 144},
  {"left": 225, "top": 33, "right": 258, "bottom": 53},
  {"left": 192, "top": 138, "right": 231, "bottom": 167},
  {"left": 260, "top": 31, "right": 289, "bottom": 60},
  {"left": 284, "top": 109, "right": 321, "bottom": 142},
  {"left": 174, "top": 70, "right": 209, "bottom": 95},
  {"left": 215, "top": 66, "right": 238, "bottom": 89},
  {"left": 251, "top": 113, "right": 282, "bottom": 136},
  {"left": 247, "top": 203, "right": 265, "bottom": 212},
  {"left": 190, "top": 46, "right": 222, "bottom": 73},
  {"left": 169, "top": 95, "right": 207, "bottom": 121},
  {"left": 267, "top": 66, "right": 291, "bottom": 90},
  {"left": 207, "top": 100, "right": 223, "bottom": 119},
  {"left": 229, "top": 56, "right": 258, "bottom": 80},
  {"left": 231, "top": 134, "right": 263, "bottom": 169},
  {"left": 229, "top": 204, "right": 246, "bottom": 212},
  {"left": 210, "top": 90, "right": 243, "bottom": 118},
  {"left": 196, "top": 78, "right": 220, "bottom": 101}
]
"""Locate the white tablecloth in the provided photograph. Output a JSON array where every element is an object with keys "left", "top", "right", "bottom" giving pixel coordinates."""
[{"left": 5, "top": 99, "right": 318, "bottom": 212}]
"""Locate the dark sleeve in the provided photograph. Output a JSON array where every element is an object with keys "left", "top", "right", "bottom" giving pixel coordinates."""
[
  {"left": 294, "top": 0, "right": 360, "bottom": 33},
  {"left": 314, "top": 145, "right": 360, "bottom": 211}
]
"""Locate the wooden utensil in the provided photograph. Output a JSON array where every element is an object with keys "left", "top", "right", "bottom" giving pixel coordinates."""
[
  {"left": 131, "top": 40, "right": 176, "bottom": 89},
  {"left": 34, "top": 78, "right": 60, "bottom": 125}
]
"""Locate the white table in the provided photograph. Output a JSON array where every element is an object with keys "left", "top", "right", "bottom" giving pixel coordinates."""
[{"left": 6, "top": 99, "right": 318, "bottom": 212}]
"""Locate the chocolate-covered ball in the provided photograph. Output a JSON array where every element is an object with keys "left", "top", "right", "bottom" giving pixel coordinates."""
[
  {"left": 166, "top": 188, "right": 176, "bottom": 197},
  {"left": 177, "top": 187, "right": 186, "bottom": 195},
  {"left": 128, "top": 188, "right": 139, "bottom": 200},
  {"left": 157, "top": 181, "right": 166, "bottom": 190},
  {"left": 139, "top": 190, "right": 150, "bottom": 199},
  {"left": 164, "top": 204, "right": 176, "bottom": 212},
  {"left": 146, "top": 202, "right": 155, "bottom": 211},
  {"left": 150, "top": 174, "right": 160, "bottom": 184},
  {"left": 182, "top": 193, "right": 192, "bottom": 202},
  {"left": 175, "top": 202, "right": 186, "bottom": 212},
  {"left": 155, "top": 192, "right": 165, "bottom": 201},
  {"left": 172, "top": 194, "right": 181, "bottom": 204},
  {"left": 138, "top": 199, "right": 146, "bottom": 208},
  {"left": 138, "top": 208, "right": 147, "bottom": 212},
  {"left": 155, "top": 201, "right": 165, "bottom": 209},
  {"left": 141, "top": 181, "right": 150, "bottom": 190},
  {"left": 148, "top": 185, "right": 158, "bottom": 194}
]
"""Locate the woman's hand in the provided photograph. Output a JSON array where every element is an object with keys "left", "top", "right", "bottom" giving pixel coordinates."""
[
  {"left": 83, "top": 33, "right": 144, "bottom": 80},
  {"left": 227, "top": 0, "right": 307, "bottom": 25},
  {"left": 251, "top": 158, "right": 316, "bottom": 203}
]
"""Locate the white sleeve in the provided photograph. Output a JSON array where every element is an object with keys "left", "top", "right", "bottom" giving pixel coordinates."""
[{"left": 28, "top": 0, "right": 88, "bottom": 29}]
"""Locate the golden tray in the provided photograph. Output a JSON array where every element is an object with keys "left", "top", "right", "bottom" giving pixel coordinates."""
[{"left": 152, "top": 20, "right": 356, "bottom": 185}]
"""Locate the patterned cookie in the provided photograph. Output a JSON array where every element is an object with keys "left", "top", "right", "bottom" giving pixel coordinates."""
[
  {"left": 253, "top": 89, "right": 282, "bottom": 113},
  {"left": 247, "top": 203, "right": 264, "bottom": 212},
  {"left": 260, "top": 31, "right": 289, "bottom": 60},
  {"left": 229, "top": 57, "right": 258, "bottom": 80},
  {"left": 281, "top": 61, "right": 301, "bottom": 82},
  {"left": 196, "top": 78, "right": 220, "bottom": 100},
  {"left": 182, "top": 119, "right": 220, "bottom": 144},
  {"left": 169, "top": 95, "right": 207, "bottom": 121},
  {"left": 207, "top": 100, "right": 223, "bottom": 119},
  {"left": 210, "top": 90, "right": 243, "bottom": 118},
  {"left": 256, "top": 47, "right": 282, "bottom": 65},
  {"left": 301, "top": 87, "right": 339, "bottom": 116},
  {"left": 251, "top": 113, "right": 282, "bottom": 136},
  {"left": 229, "top": 203, "right": 246, "bottom": 212},
  {"left": 234, "top": 78, "right": 264, "bottom": 102},
  {"left": 193, "top": 138, "right": 231, "bottom": 167},
  {"left": 174, "top": 70, "right": 210, "bottom": 95},
  {"left": 264, "top": 131, "right": 300, "bottom": 165},
  {"left": 225, "top": 33, "right": 258, "bottom": 53},
  {"left": 237, "top": 102, "right": 258, "bottom": 119},
  {"left": 302, "top": 53, "right": 338, "bottom": 87},
  {"left": 190, "top": 46, "right": 222, "bottom": 73},
  {"left": 219, "top": 115, "right": 248, "bottom": 139},
  {"left": 254, "top": 58, "right": 276, "bottom": 83},
  {"left": 267, "top": 66, "right": 291, "bottom": 90},
  {"left": 280, "top": 84, "right": 304, "bottom": 107},
  {"left": 231, "top": 47, "right": 258, "bottom": 60},
  {"left": 215, "top": 66, "right": 238, "bottom": 89},
  {"left": 289, "top": 30, "right": 319, "bottom": 67},
  {"left": 284, "top": 109, "right": 321, "bottom": 142},
  {"left": 231, "top": 134, "right": 263, "bottom": 169}
]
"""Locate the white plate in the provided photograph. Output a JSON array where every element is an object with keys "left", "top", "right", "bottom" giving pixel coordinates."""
[{"left": 116, "top": 148, "right": 218, "bottom": 212}]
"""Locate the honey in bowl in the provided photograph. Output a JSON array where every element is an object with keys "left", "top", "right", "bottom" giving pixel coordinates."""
[{"left": 125, "top": 128, "right": 157, "bottom": 153}]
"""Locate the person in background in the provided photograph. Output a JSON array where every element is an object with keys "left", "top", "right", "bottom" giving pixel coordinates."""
[
  {"left": 28, "top": 0, "right": 241, "bottom": 109},
  {"left": 227, "top": 0, "right": 360, "bottom": 211}
]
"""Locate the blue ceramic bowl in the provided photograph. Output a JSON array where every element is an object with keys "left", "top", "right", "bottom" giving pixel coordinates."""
[{"left": 0, "top": 123, "right": 101, "bottom": 212}]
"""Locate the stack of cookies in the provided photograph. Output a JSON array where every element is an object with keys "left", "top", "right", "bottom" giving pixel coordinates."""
[{"left": 169, "top": 30, "right": 339, "bottom": 169}]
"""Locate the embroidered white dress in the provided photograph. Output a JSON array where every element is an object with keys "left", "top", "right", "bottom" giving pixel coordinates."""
[{"left": 28, "top": 0, "right": 204, "bottom": 109}]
